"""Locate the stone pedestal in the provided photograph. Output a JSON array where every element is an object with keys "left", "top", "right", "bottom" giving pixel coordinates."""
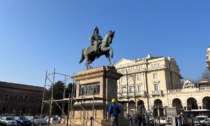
[{"left": 69, "top": 66, "right": 123, "bottom": 126}]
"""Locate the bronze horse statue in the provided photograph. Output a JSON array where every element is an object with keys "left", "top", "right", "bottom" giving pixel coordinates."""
[{"left": 79, "top": 30, "right": 115, "bottom": 69}]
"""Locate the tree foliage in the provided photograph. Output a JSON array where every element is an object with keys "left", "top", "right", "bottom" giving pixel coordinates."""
[
  {"left": 65, "top": 83, "right": 76, "bottom": 98},
  {"left": 184, "top": 68, "right": 210, "bottom": 84},
  {"left": 201, "top": 68, "right": 210, "bottom": 81}
]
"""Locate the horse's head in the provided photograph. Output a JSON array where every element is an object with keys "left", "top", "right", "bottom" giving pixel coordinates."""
[{"left": 107, "top": 30, "right": 115, "bottom": 44}]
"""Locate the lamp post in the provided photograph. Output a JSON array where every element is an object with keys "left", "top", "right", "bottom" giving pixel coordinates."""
[{"left": 191, "top": 114, "right": 194, "bottom": 126}]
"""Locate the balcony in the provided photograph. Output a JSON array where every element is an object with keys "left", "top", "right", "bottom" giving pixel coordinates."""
[
  {"left": 136, "top": 91, "right": 147, "bottom": 97},
  {"left": 168, "top": 89, "right": 182, "bottom": 93},
  {"left": 152, "top": 90, "right": 163, "bottom": 96},
  {"left": 147, "top": 65, "right": 166, "bottom": 71},
  {"left": 117, "top": 93, "right": 127, "bottom": 98},
  {"left": 117, "top": 92, "right": 134, "bottom": 98},
  {"left": 117, "top": 91, "right": 147, "bottom": 98}
]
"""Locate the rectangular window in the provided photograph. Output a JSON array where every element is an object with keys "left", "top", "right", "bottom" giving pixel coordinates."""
[
  {"left": 120, "top": 77, "right": 125, "bottom": 83},
  {"left": 137, "top": 75, "right": 141, "bottom": 81},
  {"left": 154, "top": 63, "right": 159, "bottom": 67},
  {"left": 137, "top": 84, "right": 141, "bottom": 92},
  {"left": 130, "top": 86, "right": 134, "bottom": 93},
  {"left": 153, "top": 73, "right": 158, "bottom": 79},
  {"left": 154, "top": 84, "right": 158, "bottom": 91},
  {"left": 152, "top": 63, "right": 160, "bottom": 67}
]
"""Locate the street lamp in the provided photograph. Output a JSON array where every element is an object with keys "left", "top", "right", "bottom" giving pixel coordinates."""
[{"left": 191, "top": 114, "right": 194, "bottom": 126}]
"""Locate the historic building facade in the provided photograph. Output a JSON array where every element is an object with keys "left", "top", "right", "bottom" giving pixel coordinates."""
[
  {"left": 206, "top": 46, "right": 210, "bottom": 70},
  {"left": 0, "top": 81, "right": 43, "bottom": 115},
  {"left": 115, "top": 54, "right": 210, "bottom": 116}
]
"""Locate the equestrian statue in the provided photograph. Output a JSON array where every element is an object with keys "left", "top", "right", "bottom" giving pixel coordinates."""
[{"left": 79, "top": 27, "right": 115, "bottom": 69}]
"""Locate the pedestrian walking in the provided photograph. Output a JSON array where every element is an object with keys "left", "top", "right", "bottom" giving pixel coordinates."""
[
  {"left": 108, "top": 98, "right": 121, "bottom": 126},
  {"left": 136, "top": 99, "right": 145, "bottom": 126}
]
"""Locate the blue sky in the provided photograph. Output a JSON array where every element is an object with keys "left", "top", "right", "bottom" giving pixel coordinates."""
[{"left": 0, "top": 0, "right": 210, "bottom": 87}]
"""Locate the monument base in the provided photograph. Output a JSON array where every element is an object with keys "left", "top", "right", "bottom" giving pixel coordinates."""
[{"left": 67, "top": 66, "right": 124, "bottom": 126}]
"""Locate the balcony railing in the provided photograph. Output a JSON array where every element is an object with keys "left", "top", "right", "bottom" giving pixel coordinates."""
[
  {"left": 136, "top": 91, "right": 147, "bottom": 97},
  {"left": 168, "top": 87, "right": 210, "bottom": 94},
  {"left": 199, "top": 87, "right": 210, "bottom": 91},
  {"left": 152, "top": 90, "right": 163, "bottom": 96},
  {"left": 118, "top": 86, "right": 210, "bottom": 98},
  {"left": 147, "top": 65, "right": 166, "bottom": 71},
  {"left": 117, "top": 93, "right": 127, "bottom": 98},
  {"left": 117, "top": 91, "right": 147, "bottom": 98},
  {"left": 168, "top": 89, "right": 182, "bottom": 93},
  {"left": 117, "top": 92, "right": 134, "bottom": 98}
]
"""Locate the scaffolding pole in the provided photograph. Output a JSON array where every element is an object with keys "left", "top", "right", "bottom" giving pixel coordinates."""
[
  {"left": 40, "top": 69, "right": 71, "bottom": 126},
  {"left": 39, "top": 71, "right": 48, "bottom": 126}
]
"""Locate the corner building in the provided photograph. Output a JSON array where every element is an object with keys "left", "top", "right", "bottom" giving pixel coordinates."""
[
  {"left": 115, "top": 54, "right": 182, "bottom": 111},
  {"left": 115, "top": 53, "right": 210, "bottom": 117}
]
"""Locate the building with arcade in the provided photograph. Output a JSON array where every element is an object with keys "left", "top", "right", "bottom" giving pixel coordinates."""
[{"left": 115, "top": 50, "right": 210, "bottom": 117}]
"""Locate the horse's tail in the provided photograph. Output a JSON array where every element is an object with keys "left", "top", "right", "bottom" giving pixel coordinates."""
[{"left": 79, "top": 49, "right": 85, "bottom": 63}]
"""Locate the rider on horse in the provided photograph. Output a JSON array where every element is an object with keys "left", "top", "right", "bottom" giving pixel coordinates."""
[
  {"left": 80, "top": 27, "right": 115, "bottom": 69},
  {"left": 89, "top": 26, "right": 103, "bottom": 52}
]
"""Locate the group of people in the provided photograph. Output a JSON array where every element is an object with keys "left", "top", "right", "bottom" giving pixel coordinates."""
[{"left": 108, "top": 98, "right": 145, "bottom": 126}]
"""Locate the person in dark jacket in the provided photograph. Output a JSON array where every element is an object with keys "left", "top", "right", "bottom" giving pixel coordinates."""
[
  {"left": 136, "top": 99, "right": 145, "bottom": 126},
  {"left": 108, "top": 98, "right": 121, "bottom": 126}
]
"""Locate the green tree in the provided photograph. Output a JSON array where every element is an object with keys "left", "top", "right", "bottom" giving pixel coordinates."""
[
  {"left": 44, "top": 81, "right": 77, "bottom": 115},
  {"left": 201, "top": 68, "right": 210, "bottom": 81},
  {"left": 63, "top": 83, "right": 76, "bottom": 113},
  {"left": 46, "top": 81, "right": 65, "bottom": 115},
  {"left": 44, "top": 81, "right": 65, "bottom": 100},
  {"left": 65, "top": 83, "right": 76, "bottom": 98}
]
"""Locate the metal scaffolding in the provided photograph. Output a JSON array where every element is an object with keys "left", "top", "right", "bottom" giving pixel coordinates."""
[
  {"left": 40, "top": 69, "right": 71, "bottom": 126},
  {"left": 40, "top": 69, "right": 106, "bottom": 126}
]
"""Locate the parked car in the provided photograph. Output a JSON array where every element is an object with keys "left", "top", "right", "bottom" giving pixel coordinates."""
[
  {"left": 23, "top": 116, "right": 33, "bottom": 122},
  {"left": 49, "top": 116, "right": 60, "bottom": 124},
  {"left": 0, "top": 116, "right": 18, "bottom": 126},
  {"left": 194, "top": 115, "right": 210, "bottom": 126},
  {"left": 0, "top": 116, "right": 5, "bottom": 125},
  {"left": 0, "top": 116, "right": 4, "bottom": 122},
  {"left": 40, "top": 116, "right": 49, "bottom": 125},
  {"left": 33, "top": 116, "right": 42, "bottom": 125},
  {"left": 13, "top": 116, "right": 32, "bottom": 126}
]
